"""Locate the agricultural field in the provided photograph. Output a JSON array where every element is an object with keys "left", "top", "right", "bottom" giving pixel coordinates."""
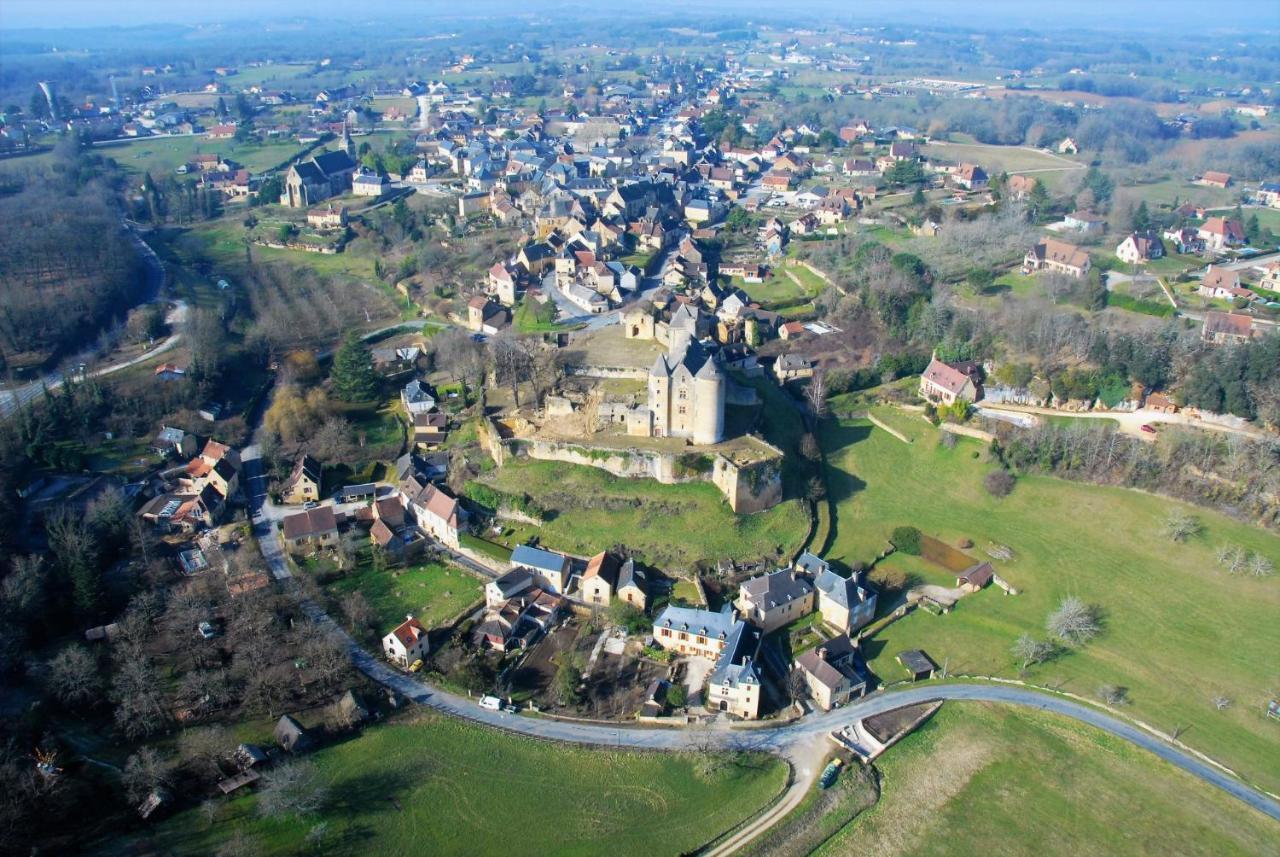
[
  {"left": 817, "top": 703, "right": 1280, "bottom": 857},
  {"left": 472, "top": 457, "right": 809, "bottom": 571},
  {"left": 94, "top": 134, "right": 310, "bottom": 177},
  {"left": 920, "top": 141, "right": 1084, "bottom": 177},
  {"left": 820, "top": 417, "right": 1280, "bottom": 793},
  {"left": 104, "top": 711, "right": 788, "bottom": 857}
]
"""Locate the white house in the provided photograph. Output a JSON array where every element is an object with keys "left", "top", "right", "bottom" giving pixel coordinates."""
[{"left": 383, "top": 616, "right": 429, "bottom": 667}]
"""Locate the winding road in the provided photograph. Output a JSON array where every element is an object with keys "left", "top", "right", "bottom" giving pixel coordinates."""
[{"left": 240, "top": 448, "right": 1280, "bottom": 827}]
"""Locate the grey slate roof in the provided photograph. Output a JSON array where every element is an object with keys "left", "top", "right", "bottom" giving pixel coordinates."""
[
  {"left": 739, "top": 569, "right": 814, "bottom": 609},
  {"left": 654, "top": 604, "right": 736, "bottom": 640}
]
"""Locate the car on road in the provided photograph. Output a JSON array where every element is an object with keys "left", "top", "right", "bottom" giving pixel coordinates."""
[
  {"left": 303, "top": 500, "right": 318, "bottom": 509},
  {"left": 478, "top": 695, "right": 503, "bottom": 711},
  {"left": 408, "top": 659, "right": 424, "bottom": 673},
  {"left": 1140, "top": 424, "right": 1157, "bottom": 434},
  {"left": 504, "top": 703, "right": 518, "bottom": 714}
]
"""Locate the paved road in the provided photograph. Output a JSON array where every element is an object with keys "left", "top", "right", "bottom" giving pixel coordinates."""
[
  {"left": 0, "top": 226, "right": 175, "bottom": 419},
  {"left": 245, "top": 459, "right": 1280, "bottom": 828}
]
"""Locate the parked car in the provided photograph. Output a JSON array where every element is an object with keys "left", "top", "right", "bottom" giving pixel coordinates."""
[
  {"left": 478, "top": 695, "right": 502, "bottom": 711},
  {"left": 197, "top": 622, "right": 217, "bottom": 640},
  {"left": 303, "top": 500, "right": 318, "bottom": 510},
  {"left": 503, "top": 703, "right": 518, "bottom": 714},
  {"left": 408, "top": 659, "right": 424, "bottom": 673}
]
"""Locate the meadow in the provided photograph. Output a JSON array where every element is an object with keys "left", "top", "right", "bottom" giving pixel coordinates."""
[
  {"left": 473, "top": 457, "right": 809, "bottom": 571},
  {"left": 106, "top": 711, "right": 788, "bottom": 857},
  {"left": 817, "top": 703, "right": 1280, "bottom": 857},
  {"left": 95, "top": 134, "right": 308, "bottom": 177},
  {"left": 820, "top": 416, "right": 1280, "bottom": 793}
]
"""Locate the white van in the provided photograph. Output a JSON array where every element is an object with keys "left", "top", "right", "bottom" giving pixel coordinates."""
[{"left": 478, "top": 695, "right": 502, "bottom": 711}]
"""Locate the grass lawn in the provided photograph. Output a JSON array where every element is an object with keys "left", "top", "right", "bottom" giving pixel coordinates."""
[
  {"left": 109, "top": 711, "right": 788, "bottom": 857},
  {"left": 475, "top": 458, "right": 809, "bottom": 570},
  {"left": 324, "top": 557, "right": 483, "bottom": 631},
  {"left": 990, "top": 271, "right": 1041, "bottom": 296},
  {"left": 817, "top": 703, "right": 1280, "bottom": 857},
  {"left": 820, "top": 418, "right": 1280, "bottom": 792},
  {"left": 734, "top": 273, "right": 807, "bottom": 305}
]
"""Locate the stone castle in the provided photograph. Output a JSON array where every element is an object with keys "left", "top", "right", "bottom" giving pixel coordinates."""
[{"left": 639, "top": 304, "right": 726, "bottom": 445}]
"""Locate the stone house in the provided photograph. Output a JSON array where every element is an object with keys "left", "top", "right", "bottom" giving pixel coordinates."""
[
  {"left": 382, "top": 616, "right": 429, "bottom": 667},
  {"left": 794, "top": 635, "right": 869, "bottom": 711},
  {"left": 736, "top": 569, "right": 815, "bottom": 633}
]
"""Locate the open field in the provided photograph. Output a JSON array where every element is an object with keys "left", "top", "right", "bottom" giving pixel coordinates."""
[
  {"left": 733, "top": 273, "right": 807, "bottom": 305},
  {"left": 322, "top": 556, "right": 484, "bottom": 631},
  {"left": 180, "top": 219, "right": 379, "bottom": 279},
  {"left": 474, "top": 457, "right": 808, "bottom": 570},
  {"left": 820, "top": 418, "right": 1280, "bottom": 792},
  {"left": 104, "top": 710, "right": 788, "bottom": 857},
  {"left": 817, "top": 703, "right": 1280, "bottom": 857},
  {"left": 95, "top": 135, "right": 309, "bottom": 177},
  {"left": 921, "top": 141, "right": 1083, "bottom": 176}
]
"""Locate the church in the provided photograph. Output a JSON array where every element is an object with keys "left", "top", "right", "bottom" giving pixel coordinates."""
[
  {"left": 282, "top": 124, "right": 359, "bottom": 208},
  {"left": 645, "top": 305, "right": 726, "bottom": 445}
]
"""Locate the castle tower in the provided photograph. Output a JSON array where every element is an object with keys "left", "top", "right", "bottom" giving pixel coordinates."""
[
  {"left": 693, "top": 354, "right": 726, "bottom": 445},
  {"left": 647, "top": 354, "right": 671, "bottom": 438}
]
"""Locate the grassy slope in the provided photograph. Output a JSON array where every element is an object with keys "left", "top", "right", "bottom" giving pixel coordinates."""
[
  {"left": 115, "top": 712, "right": 788, "bottom": 857},
  {"left": 95, "top": 135, "right": 308, "bottom": 176},
  {"left": 818, "top": 703, "right": 1280, "bottom": 857},
  {"left": 820, "top": 418, "right": 1280, "bottom": 792},
  {"left": 478, "top": 458, "right": 808, "bottom": 570}
]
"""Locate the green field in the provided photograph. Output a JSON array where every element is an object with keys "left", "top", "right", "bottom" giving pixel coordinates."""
[
  {"left": 95, "top": 135, "right": 309, "bottom": 177},
  {"left": 324, "top": 558, "right": 484, "bottom": 632},
  {"left": 182, "top": 219, "right": 378, "bottom": 278},
  {"left": 817, "top": 703, "right": 1280, "bottom": 857},
  {"left": 733, "top": 273, "right": 807, "bottom": 305},
  {"left": 821, "top": 418, "right": 1280, "bottom": 792},
  {"left": 474, "top": 458, "right": 809, "bottom": 570},
  {"left": 920, "top": 141, "right": 1083, "bottom": 175},
  {"left": 109, "top": 711, "right": 788, "bottom": 857}
]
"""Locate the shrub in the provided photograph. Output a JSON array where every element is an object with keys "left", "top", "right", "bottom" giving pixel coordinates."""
[
  {"left": 891, "top": 526, "right": 922, "bottom": 555},
  {"left": 666, "top": 684, "right": 688, "bottom": 708},
  {"left": 984, "top": 470, "right": 1016, "bottom": 498}
]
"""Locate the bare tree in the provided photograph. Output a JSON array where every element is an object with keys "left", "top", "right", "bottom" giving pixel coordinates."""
[
  {"left": 177, "top": 725, "right": 230, "bottom": 778},
  {"left": 1096, "top": 684, "right": 1128, "bottom": 706},
  {"left": 257, "top": 759, "right": 329, "bottom": 818},
  {"left": 1160, "top": 509, "right": 1201, "bottom": 543},
  {"left": 805, "top": 371, "right": 828, "bottom": 417},
  {"left": 1011, "top": 634, "right": 1055, "bottom": 672},
  {"left": 121, "top": 746, "right": 173, "bottom": 804},
  {"left": 1210, "top": 694, "right": 1232, "bottom": 711},
  {"left": 488, "top": 336, "right": 533, "bottom": 406},
  {"left": 45, "top": 644, "right": 102, "bottom": 706},
  {"left": 340, "top": 591, "right": 374, "bottom": 634},
  {"left": 1046, "top": 596, "right": 1100, "bottom": 646},
  {"left": 1248, "top": 552, "right": 1275, "bottom": 578}
]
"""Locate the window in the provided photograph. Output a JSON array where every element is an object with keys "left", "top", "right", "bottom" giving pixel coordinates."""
[{"left": 678, "top": 406, "right": 687, "bottom": 416}]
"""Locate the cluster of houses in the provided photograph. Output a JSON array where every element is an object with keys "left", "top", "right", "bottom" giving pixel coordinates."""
[
  {"left": 137, "top": 437, "right": 242, "bottom": 532},
  {"left": 651, "top": 552, "right": 877, "bottom": 720}
]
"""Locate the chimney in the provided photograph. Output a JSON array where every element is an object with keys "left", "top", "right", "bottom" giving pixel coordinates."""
[{"left": 817, "top": 646, "right": 829, "bottom": 662}]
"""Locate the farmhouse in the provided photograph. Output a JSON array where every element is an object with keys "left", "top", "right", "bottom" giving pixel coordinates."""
[
  {"left": 382, "top": 616, "right": 429, "bottom": 668},
  {"left": 794, "top": 635, "right": 869, "bottom": 711},
  {"left": 920, "top": 356, "right": 981, "bottom": 406},
  {"left": 1023, "top": 238, "right": 1091, "bottom": 278},
  {"left": 616, "top": 558, "right": 648, "bottom": 610},
  {"left": 511, "top": 544, "right": 572, "bottom": 594},
  {"left": 1063, "top": 210, "right": 1105, "bottom": 234},
  {"left": 736, "top": 569, "right": 815, "bottom": 633},
  {"left": 1006, "top": 174, "right": 1037, "bottom": 199},
  {"left": 804, "top": 554, "right": 878, "bottom": 635},
  {"left": 1197, "top": 171, "right": 1232, "bottom": 189},
  {"left": 951, "top": 163, "right": 988, "bottom": 191}
]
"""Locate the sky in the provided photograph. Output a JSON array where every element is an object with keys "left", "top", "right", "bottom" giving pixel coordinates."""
[{"left": 1, "top": 0, "right": 1277, "bottom": 32}]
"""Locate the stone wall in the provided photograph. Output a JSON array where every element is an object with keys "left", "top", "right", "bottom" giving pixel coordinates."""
[
  {"left": 503, "top": 436, "right": 784, "bottom": 514},
  {"left": 563, "top": 365, "right": 650, "bottom": 380}
]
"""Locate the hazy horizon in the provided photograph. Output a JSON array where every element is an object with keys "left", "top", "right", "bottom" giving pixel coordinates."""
[{"left": 3, "top": 0, "right": 1277, "bottom": 35}]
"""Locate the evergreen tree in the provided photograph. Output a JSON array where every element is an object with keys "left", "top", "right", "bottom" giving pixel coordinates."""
[
  {"left": 1132, "top": 200, "right": 1150, "bottom": 231},
  {"left": 911, "top": 186, "right": 926, "bottom": 206},
  {"left": 330, "top": 331, "right": 378, "bottom": 402}
]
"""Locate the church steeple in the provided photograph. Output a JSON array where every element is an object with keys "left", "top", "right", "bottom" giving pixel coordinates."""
[{"left": 343, "top": 119, "right": 356, "bottom": 161}]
